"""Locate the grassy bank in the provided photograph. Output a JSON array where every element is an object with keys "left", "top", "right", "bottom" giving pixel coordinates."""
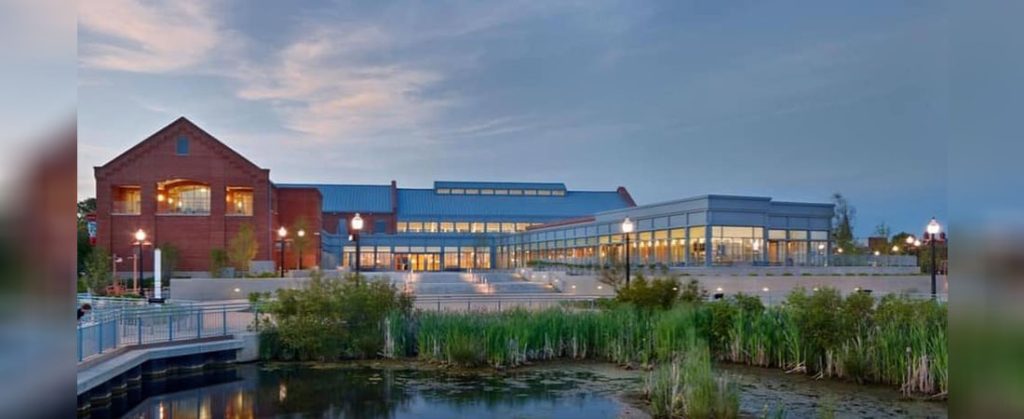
[{"left": 395, "top": 288, "right": 946, "bottom": 398}]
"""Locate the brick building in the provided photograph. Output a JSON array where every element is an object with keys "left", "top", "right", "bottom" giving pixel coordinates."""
[
  {"left": 92, "top": 117, "right": 834, "bottom": 276},
  {"left": 93, "top": 117, "right": 320, "bottom": 275}
]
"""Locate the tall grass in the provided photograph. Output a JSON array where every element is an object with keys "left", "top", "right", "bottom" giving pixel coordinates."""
[{"left": 407, "top": 288, "right": 947, "bottom": 397}]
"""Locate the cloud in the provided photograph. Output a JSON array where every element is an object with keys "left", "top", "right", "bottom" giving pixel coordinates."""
[
  {"left": 78, "top": 0, "right": 220, "bottom": 73},
  {"left": 233, "top": 26, "right": 450, "bottom": 142}
]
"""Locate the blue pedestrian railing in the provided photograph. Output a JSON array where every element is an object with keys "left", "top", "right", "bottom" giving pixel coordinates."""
[{"left": 76, "top": 302, "right": 253, "bottom": 363}]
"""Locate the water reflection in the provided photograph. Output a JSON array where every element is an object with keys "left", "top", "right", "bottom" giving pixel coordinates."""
[{"left": 116, "top": 363, "right": 642, "bottom": 419}]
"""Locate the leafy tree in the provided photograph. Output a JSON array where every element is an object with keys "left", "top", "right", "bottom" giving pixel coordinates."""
[
  {"left": 82, "top": 246, "right": 111, "bottom": 295},
  {"left": 598, "top": 264, "right": 626, "bottom": 291},
  {"left": 890, "top": 232, "right": 914, "bottom": 254},
  {"left": 210, "top": 248, "right": 229, "bottom": 277},
  {"left": 831, "top": 193, "right": 857, "bottom": 254},
  {"left": 159, "top": 242, "right": 180, "bottom": 280},
  {"left": 616, "top": 272, "right": 682, "bottom": 310},
  {"left": 77, "top": 198, "right": 97, "bottom": 274},
  {"left": 228, "top": 223, "right": 258, "bottom": 274}
]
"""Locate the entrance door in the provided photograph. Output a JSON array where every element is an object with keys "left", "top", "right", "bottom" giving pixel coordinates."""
[{"left": 409, "top": 254, "right": 440, "bottom": 271}]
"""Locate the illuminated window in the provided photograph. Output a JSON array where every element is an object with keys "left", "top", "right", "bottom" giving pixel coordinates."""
[
  {"left": 515, "top": 223, "right": 530, "bottom": 231},
  {"left": 451, "top": 188, "right": 465, "bottom": 194},
  {"left": 524, "top": 190, "right": 538, "bottom": 196},
  {"left": 481, "top": 189, "right": 494, "bottom": 195},
  {"left": 501, "top": 223, "right": 516, "bottom": 233},
  {"left": 552, "top": 190, "right": 566, "bottom": 196},
  {"left": 455, "top": 222, "right": 470, "bottom": 233},
  {"left": 422, "top": 221, "right": 438, "bottom": 233},
  {"left": 397, "top": 222, "right": 408, "bottom": 233},
  {"left": 471, "top": 222, "right": 485, "bottom": 233},
  {"left": 157, "top": 180, "right": 210, "bottom": 215},
  {"left": 486, "top": 222, "right": 501, "bottom": 233},
  {"left": 508, "top": 189, "right": 523, "bottom": 195},
  {"left": 439, "top": 222, "right": 455, "bottom": 233},
  {"left": 226, "top": 187, "right": 253, "bottom": 216},
  {"left": 407, "top": 222, "right": 423, "bottom": 233},
  {"left": 437, "top": 188, "right": 451, "bottom": 194},
  {"left": 494, "top": 189, "right": 509, "bottom": 195},
  {"left": 112, "top": 186, "right": 141, "bottom": 214},
  {"left": 465, "top": 189, "right": 479, "bottom": 195},
  {"left": 537, "top": 190, "right": 552, "bottom": 196}
]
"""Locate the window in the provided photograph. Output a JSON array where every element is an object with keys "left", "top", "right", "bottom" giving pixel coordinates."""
[
  {"left": 552, "top": 190, "right": 566, "bottom": 196},
  {"left": 397, "top": 222, "right": 408, "bottom": 233},
  {"left": 451, "top": 188, "right": 465, "bottom": 194},
  {"left": 374, "top": 220, "right": 388, "bottom": 233},
  {"left": 455, "top": 222, "right": 470, "bottom": 233},
  {"left": 768, "top": 230, "right": 788, "bottom": 240},
  {"left": 481, "top": 189, "right": 494, "bottom": 195},
  {"left": 509, "top": 189, "right": 523, "bottom": 195},
  {"left": 471, "top": 222, "right": 485, "bottom": 233},
  {"left": 515, "top": 222, "right": 530, "bottom": 231},
  {"left": 537, "top": 190, "right": 552, "bottom": 196},
  {"left": 407, "top": 222, "right": 423, "bottom": 233},
  {"left": 157, "top": 181, "right": 210, "bottom": 215},
  {"left": 422, "top": 221, "right": 438, "bottom": 233},
  {"left": 225, "top": 187, "right": 253, "bottom": 216},
  {"left": 436, "top": 188, "right": 451, "bottom": 195},
  {"left": 494, "top": 189, "right": 509, "bottom": 195},
  {"left": 465, "top": 189, "right": 479, "bottom": 195},
  {"left": 440, "top": 222, "right": 455, "bottom": 233},
  {"left": 175, "top": 136, "right": 189, "bottom": 155},
  {"left": 486, "top": 222, "right": 501, "bottom": 233},
  {"left": 810, "top": 231, "right": 829, "bottom": 240},
  {"left": 501, "top": 223, "right": 516, "bottom": 233},
  {"left": 112, "top": 186, "right": 141, "bottom": 214},
  {"left": 524, "top": 189, "right": 538, "bottom": 196}
]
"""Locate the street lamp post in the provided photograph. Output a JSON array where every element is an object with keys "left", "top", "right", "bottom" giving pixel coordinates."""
[
  {"left": 133, "top": 229, "right": 147, "bottom": 296},
  {"left": 352, "top": 213, "right": 364, "bottom": 282},
  {"left": 925, "top": 218, "right": 943, "bottom": 299},
  {"left": 297, "top": 229, "right": 305, "bottom": 270},
  {"left": 621, "top": 217, "right": 634, "bottom": 288},
  {"left": 277, "top": 227, "right": 288, "bottom": 277}
]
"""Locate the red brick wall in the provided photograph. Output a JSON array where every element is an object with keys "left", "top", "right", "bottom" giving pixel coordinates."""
[
  {"left": 94, "top": 118, "right": 274, "bottom": 274},
  {"left": 277, "top": 187, "right": 322, "bottom": 270}
]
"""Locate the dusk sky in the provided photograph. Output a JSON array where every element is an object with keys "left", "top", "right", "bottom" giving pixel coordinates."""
[{"left": 78, "top": 0, "right": 948, "bottom": 238}]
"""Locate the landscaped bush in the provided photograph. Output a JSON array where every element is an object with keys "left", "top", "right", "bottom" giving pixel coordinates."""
[{"left": 257, "top": 272, "right": 413, "bottom": 361}]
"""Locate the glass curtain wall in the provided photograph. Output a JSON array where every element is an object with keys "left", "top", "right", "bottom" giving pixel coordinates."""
[{"left": 710, "top": 226, "right": 764, "bottom": 266}]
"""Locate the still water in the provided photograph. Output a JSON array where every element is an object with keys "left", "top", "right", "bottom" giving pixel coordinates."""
[{"left": 110, "top": 361, "right": 946, "bottom": 418}]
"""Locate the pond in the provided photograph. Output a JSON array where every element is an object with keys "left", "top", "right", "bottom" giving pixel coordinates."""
[{"left": 110, "top": 361, "right": 946, "bottom": 418}]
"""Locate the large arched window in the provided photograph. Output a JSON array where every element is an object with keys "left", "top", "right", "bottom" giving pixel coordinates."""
[{"left": 157, "top": 179, "right": 210, "bottom": 215}]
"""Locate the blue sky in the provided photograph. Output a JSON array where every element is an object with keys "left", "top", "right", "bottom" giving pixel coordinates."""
[{"left": 78, "top": 0, "right": 948, "bottom": 237}]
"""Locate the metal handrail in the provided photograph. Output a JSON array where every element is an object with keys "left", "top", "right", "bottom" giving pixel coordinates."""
[{"left": 76, "top": 303, "right": 254, "bottom": 363}]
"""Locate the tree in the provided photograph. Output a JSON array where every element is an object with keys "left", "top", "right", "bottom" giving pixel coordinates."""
[
  {"left": 831, "top": 193, "right": 857, "bottom": 254},
  {"left": 292, "top": 217, "right": 312, "bottom": 269},
  {"left": 82, "top": 246, "right": 111, "bottom": 295},
  {"left": 873, "top": 222, "right": 891, "bottom": 240},
  {"left": 159, "top": 242, "right": 180, "bottom": 280},
  {"left": 890, "top": 232, "right": 914, "bottom": 254},
  {"left": 77, "top": 198, "right": 97, "bottom": 274},
  {"left": 228, "top": 223, "right": 259, "bottom": 275}
]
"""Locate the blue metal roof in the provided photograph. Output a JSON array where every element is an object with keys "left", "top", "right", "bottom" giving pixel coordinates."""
[
  {"left": 277, "top": 184, "right": 392, "bottom": 213},
  {"left": 434, "top": 181, "right": 566, "bottom": 191},
  {"left": 396, "top": 188, "right": 629, "bottom": 221}
]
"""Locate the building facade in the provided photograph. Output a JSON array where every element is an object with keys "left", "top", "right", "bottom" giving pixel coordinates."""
[{"left": 93, "top": 118, "right": 833, "bottom": 276}]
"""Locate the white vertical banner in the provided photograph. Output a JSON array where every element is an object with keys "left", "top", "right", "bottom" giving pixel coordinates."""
[{"left": 154, "top": 248, "right": 162, "bottom": 299}]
